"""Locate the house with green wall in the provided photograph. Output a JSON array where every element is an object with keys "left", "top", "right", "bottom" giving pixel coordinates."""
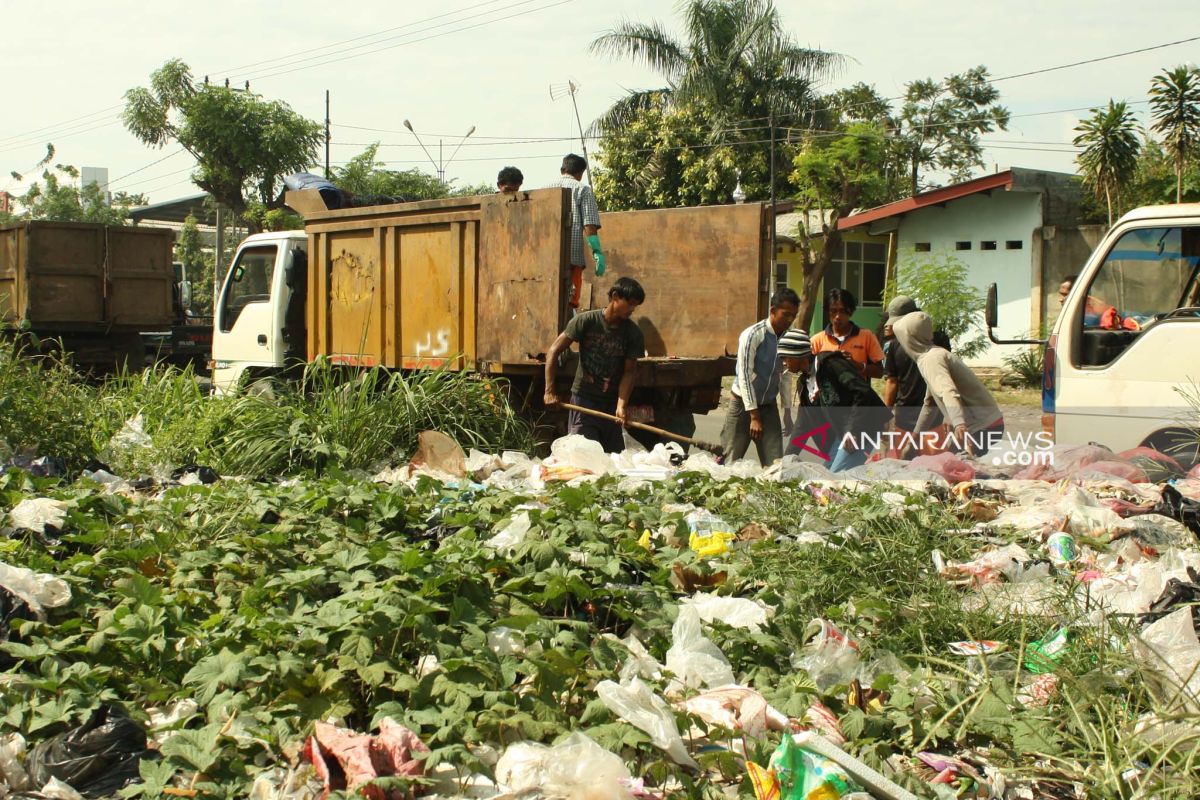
[{"left": 773, "top": 211, "right": 892, "bottom": 336}]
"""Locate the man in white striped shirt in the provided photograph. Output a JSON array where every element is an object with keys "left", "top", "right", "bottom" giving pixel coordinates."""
[{"left": 720, "top": 288, "right": 800, "bottom": 465}]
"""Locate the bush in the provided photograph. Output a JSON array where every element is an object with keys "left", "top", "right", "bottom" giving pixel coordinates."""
[
  {"left": 891, "top": 252, "right": 987, "bottom": 359},
  {"left": 1002, "top": 343, "right": 1045, "bottom": 388},
  {"left": 0, "top": 341, "right": 100, "bottom": 470}
]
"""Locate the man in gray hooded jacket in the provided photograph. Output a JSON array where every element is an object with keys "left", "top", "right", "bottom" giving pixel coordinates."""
[{"left": 891, "top": 311, "right": 1004, "bottom": 457}]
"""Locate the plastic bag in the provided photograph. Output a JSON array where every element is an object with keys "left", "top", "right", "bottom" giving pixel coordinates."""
[
  {"left": 768, "top": 734, "right": 860, "bottom": 799},
  {"left": 495, "top": 733, "right": 634, "bottom": 800},
  {"left": 247, "top": 764, "right": 322, "bottom": 800},
  {"left": 304, "top": 718, "right": 428, "bottom": 800},
  {"left": 792, "top": 619, "right": 860, "bottom": 691},
  {"left": 772, "top": 456, "right": 836, "bottom": 482},
  {"left": 1154, "top": 484, "right": 1200, "bottom": 537},
  {"left": 100, "top": 414, "right": 153, "bottom": 473},
  {"left": 679, "top": 686, "right": 789, "bottom": 739},
  {"left": 596, "top": 678, "right": 698, "bottom": 768},
  {"left": 0, "top": 561, "right": 71, "bottom": 620},
  {"left": 408, "top": 430, "right": 466, "bottom": 479},
  {"left": 25, "top": 705, "right": 153, "bottom": 798},
  {"left": 680, "top": 591, "right": 775, "bottom": 633},
  {"left": 607, "top": 634, "right": 663, "bottom": 683},
  {"left": 1076, "top": 460, "right": 1149, "bottom": 484},
  {"left": 485, "top": 512, "right": 531, "bottom": 553},
  {"left": 909, "top": 452, "right": 975, "bottom": 483},
  {"left": 547, "top": 434, "right": 614, "bottom": 476},
  {"left": 664, "top": 605, "right": 735, "bottom": 691},
  {"left": 1013, "top": 443, "right": 1112, "bottom": 481},
  {"left": 685, "top": 510, "right": 735, "bottom": 558},
  {"left": 0, "top": 732, "right": 31, "bottom": 793},
  {"left": 1133, "top": 607, "right": 1200, "bottom": 712},
  {"left": 8, "top": 498, "right": 68, "bottom": 534}
]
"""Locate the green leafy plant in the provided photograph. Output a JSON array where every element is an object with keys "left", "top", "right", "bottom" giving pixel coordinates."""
[{"left": 891, "top": 252, "right": 988, "bottom": 359}]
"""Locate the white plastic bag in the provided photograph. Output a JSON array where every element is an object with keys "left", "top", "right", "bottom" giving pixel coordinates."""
[
  {"left": 101, "top": 414, "right": 154, "bottom": 470},
  {"left": 664, "top": 605, "right": 735, "bottom": 691},
  {"left": 606, "top": 633, "right": 663, "bottom": 683},
  {"left": 792, "top": 619, "right": 861, "bottom": 691},
  {"left": 1134, "top": 607, "right": 1200, "bottom": 712},
  {"left": 548, "top": 434, "right": 615, "bottom": 476},
  {"left": 485, "top": 512, "right": 531, "bottom": 553},
  {"left": 596, "top": 678, "right": 698, "bottom": 768},
  {"left": 8, "top": 497, "right": 67, "bottom": 533},
  {"left": 0, "top": 732, "right": 30, "bottom": 793},
  {"left": 680, "top": 591, "right": 775, "bottom": 633},
  {"left": 496, "top": 733, "right": 634, "bottom": 800},
  {"left": 679, "top": 685, "right": 789, "bottom": 739},
  {"left": 0, "top": 561, "right": 71, "bottom": 620}
]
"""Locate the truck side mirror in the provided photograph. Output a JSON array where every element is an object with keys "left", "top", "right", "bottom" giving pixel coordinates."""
[
  {"left": 985, "top": 283, "right": 998, "bottom": 329},
  {"left": 179, "top": 280, "right": 193, "bottom": 312}
]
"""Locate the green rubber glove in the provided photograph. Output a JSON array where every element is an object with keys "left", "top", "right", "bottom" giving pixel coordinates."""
[{"left": 586, "top": 234, "right": 606, "bottom": 276}]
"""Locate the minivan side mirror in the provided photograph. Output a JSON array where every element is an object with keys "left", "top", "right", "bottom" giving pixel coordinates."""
[{"left": 985, "top": 282, "right": 1047, "bottom": 345}]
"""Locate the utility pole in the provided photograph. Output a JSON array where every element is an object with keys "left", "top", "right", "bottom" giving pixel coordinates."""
[
  {"left": 769, "top": 109, "right": 777, "bottom": 272},
  {"left": 403, "top": 120, "right": 475, "bottom": 188},
  {"left": 324, "top": 90, "right": 331, "bottom": 179}
]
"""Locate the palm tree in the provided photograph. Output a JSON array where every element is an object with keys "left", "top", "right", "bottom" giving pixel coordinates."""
[
  {"left": 588, "top": 0, "right": 840, "bottom": 141},
  {"left": 1074, "top": 101, "right": 1141, "bottom": 226},
  {"left": 1148, "top": 65, "right": 1200, "bottom": 204}
]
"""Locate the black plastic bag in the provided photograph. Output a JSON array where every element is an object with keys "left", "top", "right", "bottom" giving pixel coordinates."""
[
  {"left": 1154, "top": 484, "right": 1200, "bottom": 537},
  {"left": 24, "top": 705, "right": 155, "bottom": 798}
]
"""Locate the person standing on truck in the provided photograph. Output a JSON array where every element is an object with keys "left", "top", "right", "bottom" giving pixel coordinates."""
[
  {"left": 497, "top": 166, "right": 524, "bottom": 193},
  {"left": 721, "top": 288, "right": 800, "bottom": 466},
  {"left": 779, "top": 329, "right": 891, "bottom": 472},
  {"left": 544, "top": 154, "right": 604, "bottom": 311},
  {"left": 892, "top": 311, "right": 1005, "bottom": 457},
  {"left": 810, "top": 288, "right": 884, "bottom": 380},
  {"left": 543, "top": 277, "right": 646, "bottom": 453}
]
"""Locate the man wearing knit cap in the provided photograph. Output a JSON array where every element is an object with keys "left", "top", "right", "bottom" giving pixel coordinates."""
[{"left": 778, "top": 329, "right": 891, "bottom": 472}]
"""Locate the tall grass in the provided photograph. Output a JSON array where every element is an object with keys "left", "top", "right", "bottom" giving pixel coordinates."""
[
  {"left": 208, "top": 359, "right": 533, "bottom": 476},
  {"left": 0, "top": 350, "right": 532, "bottom": 477}
]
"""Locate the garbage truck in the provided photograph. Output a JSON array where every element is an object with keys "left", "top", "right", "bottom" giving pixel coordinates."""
[
  {"left": 0, "top": 220, "right": 178, "bottom": 370},
  {"left": 986, "top": 203, "right": 1200, "bottom": 462},
  {"left": 210, "top": 188, "right": 777, "bottom": 440}
]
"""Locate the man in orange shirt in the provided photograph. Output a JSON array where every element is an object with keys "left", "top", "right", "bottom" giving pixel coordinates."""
[{"left": 810, "top": 288, "right": 884, "bottom": 380}]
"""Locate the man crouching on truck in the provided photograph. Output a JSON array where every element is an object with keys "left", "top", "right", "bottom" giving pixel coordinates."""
[{"left": 543, "top": 278, "right": 646, "bottom": 453}]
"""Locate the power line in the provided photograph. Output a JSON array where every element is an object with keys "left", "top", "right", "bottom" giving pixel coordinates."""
[
  {"left": 107, "top": 148, "right": 187, "bottom": 187},
  {"left": 988, "top": 35, "right": 1200, "bottom": 83},
  {"left": 212, "top": 0, "right": 508, "bottom": 79},
  {"left": 0, "top": 104, "right": 122, "bottom": 147},
  {"left": 247, "top": 0, "right": 573, "bottom": 82}
]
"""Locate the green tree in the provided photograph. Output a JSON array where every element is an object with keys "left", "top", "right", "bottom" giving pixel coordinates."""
[
  {"left": 333, "top": 143, "right": 461, "bottom": 200},
  {"left": 1073, "top": 100, "right": 1141, "bottom": 226},
  {"left": 589, "top": 0, "right": 840, "bottom": 204},
  {"left": 176, "top": 213, "right": 215, "bottom": 315},
  {"left": 895, "top": 66, "right": 1010, "bottom": 196},
  {"left": 1148, "top": 64, "right": 1200, "bottom": 204},
  {"left": 9, "top": 164, "right": 136, "bottom": 225},
  {"left": 787, "top": 120, "right": 892, "bottom": 329},
  {"left": 1125, "top": 135, "right": 1200, "bottom": 210},
  {"left": 891, "top": 252, "right": 988, "bottom": 359},
  {"left": 122, "top": 59, "right": 322, "bottom": 229},
  {"left": 593, "top": 94, "right": 740, "bottom": 209}
]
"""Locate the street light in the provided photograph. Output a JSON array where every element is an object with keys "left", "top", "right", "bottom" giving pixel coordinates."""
[{"left": 403, "top": 120, "right": 476, "bottom": 187}]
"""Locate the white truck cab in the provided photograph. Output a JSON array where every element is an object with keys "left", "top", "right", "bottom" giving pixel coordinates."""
[
  {"left": 211, "top": 231, "right": 308, "bottom": 393},
  {"left": 988, "top": 203, "right": 1200, "bottom": 462}
]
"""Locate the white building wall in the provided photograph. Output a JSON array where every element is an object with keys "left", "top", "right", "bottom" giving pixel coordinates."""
[{"left": 894, "top": 191, "right": 1042, "bottom": 367}]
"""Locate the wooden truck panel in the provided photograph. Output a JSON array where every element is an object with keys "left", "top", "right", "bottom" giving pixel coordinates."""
[
  {"left": 0, "top": 221, "right": 174, "bottom": 331},
  {"left": 292, "top": 189, "right": 770, "bottom": 376}
]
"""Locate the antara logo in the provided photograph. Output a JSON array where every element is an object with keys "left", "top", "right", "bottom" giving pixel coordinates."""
[{"left": 790, "top": 422, "right": 832, "bottom": 461}]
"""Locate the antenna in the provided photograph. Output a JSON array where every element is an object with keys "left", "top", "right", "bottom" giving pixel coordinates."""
[{"left": 550, "top": 79, "right": 591, "bottom": 186}]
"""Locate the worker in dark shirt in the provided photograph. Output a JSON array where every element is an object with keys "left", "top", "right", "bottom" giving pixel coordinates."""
[{"left": 544, "top": 277, "right": 646, "bottom": 452}]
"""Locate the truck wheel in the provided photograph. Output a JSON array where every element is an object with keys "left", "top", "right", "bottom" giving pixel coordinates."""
[{"left": 1142, "top": 428, "right": 1200, "bottom": 471}]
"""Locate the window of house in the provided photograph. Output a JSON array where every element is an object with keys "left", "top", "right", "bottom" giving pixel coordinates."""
[
  {"left": 825, "top": 239, "right": 887, "bottom": 307},
  {"left": 1006, "top": 240, "right": 1024, "bottom": 250},
  {"left": 956, "top": 241, "right": 972, "bottom": 251},
  {"left": 981, "top": 241, "right": 997, "bottom": 250},
  {"left": 914, "top": 242, "right": 931, "bottom": 252},
  {"left": 774, "top": 263, "right": 789, "bottom": 293}
]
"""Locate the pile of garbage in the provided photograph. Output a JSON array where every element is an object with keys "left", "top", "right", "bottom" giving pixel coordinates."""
[{"left": 1, "top": 433, "right": 1199, "bottom": 799}]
